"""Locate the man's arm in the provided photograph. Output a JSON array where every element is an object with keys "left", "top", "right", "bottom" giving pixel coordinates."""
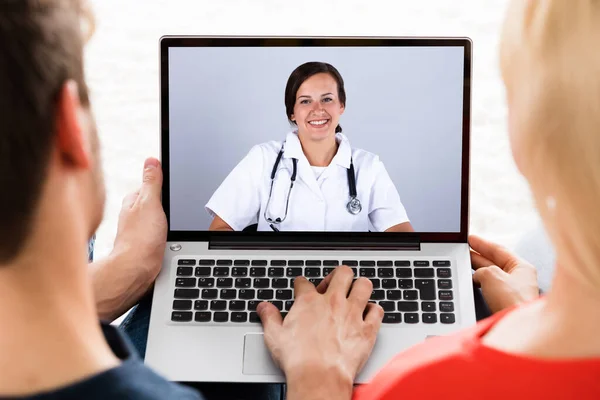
[{"left": 90, "top": 158, "right": 167, "bottom": 322}]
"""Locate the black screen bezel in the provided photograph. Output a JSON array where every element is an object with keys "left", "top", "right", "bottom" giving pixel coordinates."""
[{"left": 160, "top": 36, "right": 472, "bottom": 244}]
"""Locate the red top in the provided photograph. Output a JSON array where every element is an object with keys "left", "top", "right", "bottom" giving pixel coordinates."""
[{"left": 354, "top": 307, "right": 600, "bottom": 400}]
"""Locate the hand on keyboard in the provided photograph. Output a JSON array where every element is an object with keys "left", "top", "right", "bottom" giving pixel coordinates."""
[
  {"left": 470, "top": 235, "right": 539, "bottom": 314},
  {"left": 257, "top": 266, "right": 384, "bottom": 397}
]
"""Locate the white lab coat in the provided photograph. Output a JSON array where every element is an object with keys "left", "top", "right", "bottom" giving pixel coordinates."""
[{"left": 205, "top": 131, "right": 409, "bottom": 231}]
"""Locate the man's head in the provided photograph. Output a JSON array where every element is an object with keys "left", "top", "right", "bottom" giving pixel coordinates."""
[{"left": 0, "top": 0, "right": 104, "bottom": 263}]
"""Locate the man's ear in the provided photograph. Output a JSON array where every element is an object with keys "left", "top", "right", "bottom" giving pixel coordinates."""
[{"left": 55, "top": 80, "right": 91, "bottom": 169}]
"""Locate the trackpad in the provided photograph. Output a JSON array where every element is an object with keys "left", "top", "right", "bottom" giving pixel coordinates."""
[{"left": 242, "top": 333, "right": 283, "bottom": 376}]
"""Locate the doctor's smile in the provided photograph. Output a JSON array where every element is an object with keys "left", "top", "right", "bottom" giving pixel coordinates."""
[{"left": 206, "top": 61, "right": 414, "bottom": 233}]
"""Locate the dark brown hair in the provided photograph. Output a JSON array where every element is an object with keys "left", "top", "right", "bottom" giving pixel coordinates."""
[
  {"left": 0, "top": 0, "right": 92, "bottom": 263},
  {"left": 284, "top": 62, "right": 346, "bottom": 133}
]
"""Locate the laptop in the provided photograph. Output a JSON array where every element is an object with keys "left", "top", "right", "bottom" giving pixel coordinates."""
[{"left": 145, "top": 36, "right": 476, "bottom": 383}]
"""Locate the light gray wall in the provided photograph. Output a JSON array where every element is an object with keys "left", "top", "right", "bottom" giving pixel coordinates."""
[{"left": 168, "top": 45, "right": 465, "bottom": 232}]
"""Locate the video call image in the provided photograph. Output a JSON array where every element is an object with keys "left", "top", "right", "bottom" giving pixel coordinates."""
[{"left": 168, "top": 45, "right": 465, "bottom": 233}]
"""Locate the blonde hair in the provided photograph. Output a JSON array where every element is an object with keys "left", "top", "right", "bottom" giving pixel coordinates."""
[{"left": 500, "top": 1, "right": 600, "bottom": 284}]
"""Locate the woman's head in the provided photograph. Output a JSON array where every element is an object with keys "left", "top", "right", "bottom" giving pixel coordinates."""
[
  {"left": 284, "top": 62, "right": 346, "bottom": 142},
  {"left": 500, "top": 0, "right": 600, "bottom": 281}
]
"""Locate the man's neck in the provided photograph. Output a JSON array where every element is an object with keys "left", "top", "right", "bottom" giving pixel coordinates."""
[
  {"left": 0, "top": 234, "right": 120, "bottom": 396},
  {"left": 300, "top": 135, "right": 338, "bottom": 167}
]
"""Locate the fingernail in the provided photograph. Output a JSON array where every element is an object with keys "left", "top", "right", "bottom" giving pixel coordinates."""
[
  {"left": 256, "top": 302, "right": 265, "bottom": 314},
  {"left": 144, "top": 158, "right": 159, "bottom": 170}
]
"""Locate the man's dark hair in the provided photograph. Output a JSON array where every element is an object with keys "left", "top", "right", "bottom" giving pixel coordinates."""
[
  {"left": 284, "top": 61, "right": 346, "bottom": 133},
  {"left": 0, "top": 0, "right": 92, "bottom": 263}
]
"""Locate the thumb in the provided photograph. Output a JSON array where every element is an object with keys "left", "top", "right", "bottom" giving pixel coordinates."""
[
  {"left": 472, "top": 266, "right": 500, "bottom": 288},
  {"left": 257, "top": 301, "right": 282, "bottom": 339},
  {"left": 139, "top": 158, "right": 162, "bottom": 200}
]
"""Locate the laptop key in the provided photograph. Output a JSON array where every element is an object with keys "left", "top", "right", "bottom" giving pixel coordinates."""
[
  {"left": 250, "top": 267, "right": 266, "bottom": 277},
  {"left": 422, "top": 302, "right": 436, "bottom": 312},
  {"left": 268, "top": 267, "right": 284, "bottom": 277},
  {"left": 404, "top": 313, "right": 419, "bottom": 323},
  {"left": 370, "top": 290, "right": 385, "bottom": 300},
  {"left": 258, "top": 289, "right": 274, "bottom": 300},
  {"left": 232, "top": 267, "right": 248, "bottom": 277},
  {"left": 235, "top": 278, "right": 251, "bottom": 288},
  {"left": 377, "top": 261, "right": 393, "bottom": 267},
  {"left": 397, "top": 301, "right": 419, "bottom": 312},
  {"left": 360, "top": 268, "right": 376, "bottom": 278},
  {"left": 394, "top": 260, "right": 411, "bottom": 266},
  {"left": 439, "top": 290, "right": 454, "bottom": 301},
  {"left": 286, "top": 267, "right": 303, "bottom": 277},
  {"left": 276, "top": 289, "right": 293, "bottom": 300},
  {"left": 387, "top": 290, "right": 403, "bottom": 300},
  {"left": 440, "top": 302, "right": 455, "bottom": 312},
  {"left": 323, "top": 260, "right": 339, "bottom": 266},
  {"left": 231, "top": 312, "right": 248, "bottom": 323},
  {"left": 383, "top": 313, "right": 402, "bottom": 324},
  {"left": 194, "top": 311, "right": 211, "bottom": 322},
  {"left": 403, "top": 290, "right": 419, "bottom": 300},
  {"left": 281, "top": 312, "right": 288, "bottom": 319},
  {"left": 248, "top": 300, "right": 259, "bottom": 311},
  {"left": 306, "top": 260, "right": 321, "bottom": 266},
  {"left": 176, "top": 278, "right": 196, "bottom": 287},
  {"left": 171, "top": 311, "right": 193, "bottom": 322},
  {"left": 305, "top": 268, "right": 321, "bottom": 277},
  {"left": 370, "top": 279, "right": 381, "bottom": 289},
  {"left": 379, "top": 301, "right": 396, "bottom": 312},
  {"left": 210, "top": 300, "right": 227, "bottom": 311},
  {"left": 423, "top": 313, "right": 437, "bottom": 324},
  {"left": 229, "top": 300, "right": 246, "bottom": 311},
  {"left": 253, "top": 278, "right": 269, "bottom": 288},
  {"left": 239, "top": 289, "right": 255, "bottom": 299},
  {"left": 220, "top": 289, "right": 236, "bottom": 299},
  {"left": 341, "top": 260, "right": 358, "bottom": 266},
  {"left": 271, "top": 260, "right": 286, "bottom": 266},
  {"left": 323, "top": 267, "right": 335, "bottom": 276},
  {"left": 173, "top": 300, "right": 192, "bottom": 310},
  {"left": 195, "top": 267, "right": 211, "bottom": 277},
  {"left": 198, "top": 259, "right": 215, "bottom": 266},
  {"left": 267, "top": 300, "right": 284, "bottom": 310},
  {"left": 416, "top": 279, "right": 436, "bottom": 300},
  {"left": 414, "top": 268, "right": 434, "bottom": 278},
  {"left": 177, "top": 267, "right": 193, "bottom": 276},
  {"left": 251, "top": 260, "right": 268, "bottom": 266},
  {"left": 213, "top": 312, "right": 228, "bottom": 322},
  {"left": 438, "top": 279, "right": 453, "bottom": 289},
  {"left": 194, "top": 300, "right": 209, "bottom": 311},
  {"left": 197, "top": 278, "right": 215, "bottom": 288},
  {"left": 214, "top": 267, "right": 230, "bottom": 277},
  {"left": 308, "top": 278, "right": 323, "bottom": 286},
  {"left": 216, "top": 278, "right": 233, "bottom": 288},
  {"left": 398, "top": 279, "right": 413, "bottom": 289},
  {"left": 272, "top": 278, "right": 288, "bottom": 288},
  {"left": 378, "top": 268, "right": 394, "bottom": 278},
  {"left": 285, "top": 300, "right": 294, "bottom": 311},
  {"left": 174, "top": 289, "right": 200, "bottom": 299},
  {"left": 201, "top": 289, "right": 218, "bottom": 299},
  {"left": 178, "top": 259, "right": 196, "bottom": 266},
  {"left": 433, "top": 261, "right": 451, "bottom": 267},
  {"left": 234, "top": 260, "right": 250, "bottom": 266},
  {"left": 217, "top": 260, "right": 233, "bottom": 266},
  {"left": 249, "top": 312, "right": 260, "bottom": 323},
  {"left": 437, "top": 268, "right": 452, "bottom": 278},
  {"left": 360, "top": 260, "right": 376, "bottom": 267},
  {"left": 396, "top": 268, "right": 412, "bottom": 278},
  {"left": 288, "top": 260, "right": 304, "bottom": 266},
  {"left": 414, "top": 261, "right": 430, "bottom": 267},
  {"left": 441, "top": 313, "right": 456, "bottom": 324},
  {"left": 382, "top": 279, "right": 396, "bottom": 289},
  {"left": 351, "top": 268, "right": 358, "bottom": 277}
]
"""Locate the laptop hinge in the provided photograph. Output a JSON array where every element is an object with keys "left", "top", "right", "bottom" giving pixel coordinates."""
[{"left": 208, "top": 233, "right": 420, "bottom": 251}]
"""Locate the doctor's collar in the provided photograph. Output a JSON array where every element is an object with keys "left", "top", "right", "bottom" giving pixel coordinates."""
[{"left": 283, "top": 131, "right": 352, "bottom": 169}]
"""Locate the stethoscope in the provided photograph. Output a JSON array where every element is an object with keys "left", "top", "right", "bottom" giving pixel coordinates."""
[{"left": 264, "top": 143, "right": 362, "bottom": 231}]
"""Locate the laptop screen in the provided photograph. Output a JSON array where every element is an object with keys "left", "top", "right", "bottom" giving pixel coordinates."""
[{"left": 162, "top": 38, "right": 470, "bottom": 239}]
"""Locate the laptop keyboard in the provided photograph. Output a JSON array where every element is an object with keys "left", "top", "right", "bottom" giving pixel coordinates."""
[{"left": 171, "top": 259, "right": 456, "bottom": 325}]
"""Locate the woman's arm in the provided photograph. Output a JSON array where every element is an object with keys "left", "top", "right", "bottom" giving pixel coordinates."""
[
  {"left": 384, "top": 221, "right": 415, "bottom": 232},
  {"left": 209, "top": 215, "right": 235, "bottom": 231}
]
